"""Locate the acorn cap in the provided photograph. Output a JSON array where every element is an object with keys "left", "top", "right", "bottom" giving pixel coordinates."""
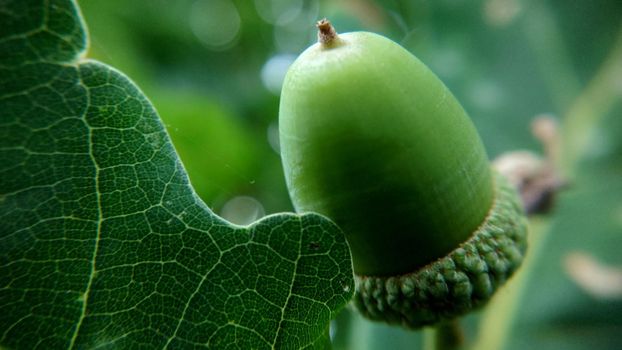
[{"left": 354, "top": 171, "right": 528, "bottom": 328}]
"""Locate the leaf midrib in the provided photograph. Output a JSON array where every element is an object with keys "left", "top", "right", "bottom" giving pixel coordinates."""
[{"left": 67, "top": 62, "right": 101, "bottom": 350}]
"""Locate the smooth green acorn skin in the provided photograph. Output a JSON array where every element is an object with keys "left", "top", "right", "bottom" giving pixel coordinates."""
[{"left": 279, "top": 32, "right": 494, "bottom": 277}]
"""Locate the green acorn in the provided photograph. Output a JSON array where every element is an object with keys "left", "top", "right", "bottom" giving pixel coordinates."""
[{"left": 279, "top": 19, "right": 528, "bottom": 328}]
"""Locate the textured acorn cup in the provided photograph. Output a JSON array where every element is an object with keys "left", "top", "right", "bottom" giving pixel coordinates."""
[{"left": 279, "top": 20, "right": 528, "bottom": 328}]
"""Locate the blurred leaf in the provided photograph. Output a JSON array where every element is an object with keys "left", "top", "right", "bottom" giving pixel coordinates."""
[
  {"left": 153, "top": 91, "right": 263, "bottom": 207},
  {"left": 0, "top": 1, "right": 353, "bottom": 348}
]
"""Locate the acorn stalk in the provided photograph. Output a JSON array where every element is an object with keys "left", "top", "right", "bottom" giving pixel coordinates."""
[{"left": 279, "top": 20, "right": 528, "bottom": 328}]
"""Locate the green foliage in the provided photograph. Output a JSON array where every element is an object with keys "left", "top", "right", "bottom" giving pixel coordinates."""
[
  {"left": 2, "top": 0, "right": 622, "bottom": 349},
  {"left": 0, "top": 1, "right": 353, "bottom": 348}
]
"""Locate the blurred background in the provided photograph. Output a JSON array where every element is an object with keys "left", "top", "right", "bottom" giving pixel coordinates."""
[{"left": 79, "top": 0, "right": 622, "bottom": 349}]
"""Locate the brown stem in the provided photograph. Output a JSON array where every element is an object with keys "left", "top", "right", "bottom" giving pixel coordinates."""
[{"left": 317, "top": 18, "right": 339, "bottom": 45}]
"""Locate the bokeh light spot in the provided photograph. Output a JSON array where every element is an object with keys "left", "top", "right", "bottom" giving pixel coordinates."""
[
  {"left": 261, "top": 54, "right": 296, "bottom": 95},
  {"left": 255, "top": 0, "right": 303, "bottom": 25},
  {"left": 190, "top": 0, "right": 241, "bottom": 50},
  {"left": 220, "top": 196, "right": 266, "bottom": 225}
]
